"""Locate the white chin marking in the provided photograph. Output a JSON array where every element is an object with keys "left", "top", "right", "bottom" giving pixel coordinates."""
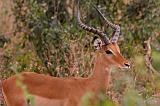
[
  {"left": 122, "top": 66, "right": 130, "bottom": 69},
  {"left": 118, "top": 65, "right": 130, "bottom": 69}
]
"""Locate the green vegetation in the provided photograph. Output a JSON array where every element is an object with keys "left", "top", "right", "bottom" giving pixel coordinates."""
[{"left": 0, "top": 0, "right": 160, "bottom": 106}]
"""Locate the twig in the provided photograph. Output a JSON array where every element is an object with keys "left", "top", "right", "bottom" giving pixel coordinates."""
[
  {"left": 143, "top": 37, "right": 159, "bottom": 75},
  {"left": 0, "top": 79, "right": 5, "bottom": 105}
]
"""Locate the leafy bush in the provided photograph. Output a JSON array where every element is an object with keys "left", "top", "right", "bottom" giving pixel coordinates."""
[{"left": 0, "top": 0, "right": 160, "bottom": 105}]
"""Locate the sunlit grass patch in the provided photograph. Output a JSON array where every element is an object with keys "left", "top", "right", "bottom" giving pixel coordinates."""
[{"left": 152, "top": 50, "right": 160, "bottom": 71}]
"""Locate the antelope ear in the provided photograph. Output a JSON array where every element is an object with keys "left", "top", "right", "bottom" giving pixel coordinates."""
[{"left": 93, "top": 37, "right": 103, "bottom": 50}]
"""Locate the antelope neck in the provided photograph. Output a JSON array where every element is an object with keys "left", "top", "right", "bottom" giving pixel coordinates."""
[{"left": 88, "top": 55, "right": 111, "bottom": 91}]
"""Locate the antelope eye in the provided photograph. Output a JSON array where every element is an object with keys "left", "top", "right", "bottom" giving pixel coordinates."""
[{"left": 105, "top": 50, "right": 113, "bottom": 55}]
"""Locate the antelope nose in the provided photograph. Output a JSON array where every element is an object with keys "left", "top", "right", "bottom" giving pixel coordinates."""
[{"left": 124, "top": 62, "right": 130, "bottom": 68}]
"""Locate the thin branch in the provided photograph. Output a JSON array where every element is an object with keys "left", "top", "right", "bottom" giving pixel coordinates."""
[
  {"left": 143, "top": 37, "right": 159, "bottom": 75},
  {"left": 0, "top": 79, "right": 5, "bottom": 105}
]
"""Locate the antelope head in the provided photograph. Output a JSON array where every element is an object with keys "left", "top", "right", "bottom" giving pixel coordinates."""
[{"left": 77, "top": 3, "right": 130, "bottom": 69}]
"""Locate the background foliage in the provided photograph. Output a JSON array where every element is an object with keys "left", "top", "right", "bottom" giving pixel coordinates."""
[{"left": 0, "top": 0, "right": 160, "bottom": 105}]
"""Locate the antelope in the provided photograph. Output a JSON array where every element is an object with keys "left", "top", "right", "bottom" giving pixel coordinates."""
[{"left": 1, "top": 2, "right": 130, "bottom": 106}]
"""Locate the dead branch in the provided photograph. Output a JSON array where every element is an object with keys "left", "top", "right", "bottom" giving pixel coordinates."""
[
  {"left": 143, "top": 37, "right": 159, "bottom": 74},
  {"left": 0, "top": 79, "right": 4, "bottom": 105}
]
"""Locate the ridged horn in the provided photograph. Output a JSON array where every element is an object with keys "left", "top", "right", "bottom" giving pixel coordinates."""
[
  {"left": 76, "top": 1, "right": 109, "bottom": 44},
  {"left": 92, "top": 5, "right": 121, "bottom": 43}
]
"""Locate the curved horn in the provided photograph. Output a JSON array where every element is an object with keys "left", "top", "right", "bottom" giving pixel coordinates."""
[
  {"left": 92, "top": 5, "right": 121, "bottom": 43},
  {"left": 111, "top": 25, "right": 120, "bottom": 43},
  {"left": 76, "top": 1, "right": 109, "bottom": 44}
]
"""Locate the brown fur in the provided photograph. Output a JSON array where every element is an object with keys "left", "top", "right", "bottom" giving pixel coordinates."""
[{"left": 2, "top": 43, "right": 130, "bottom": 106}]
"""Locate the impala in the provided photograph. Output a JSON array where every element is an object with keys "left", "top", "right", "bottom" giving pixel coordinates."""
[{"left": 1, "top": 2, "right": 130, "bottom": 106}]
